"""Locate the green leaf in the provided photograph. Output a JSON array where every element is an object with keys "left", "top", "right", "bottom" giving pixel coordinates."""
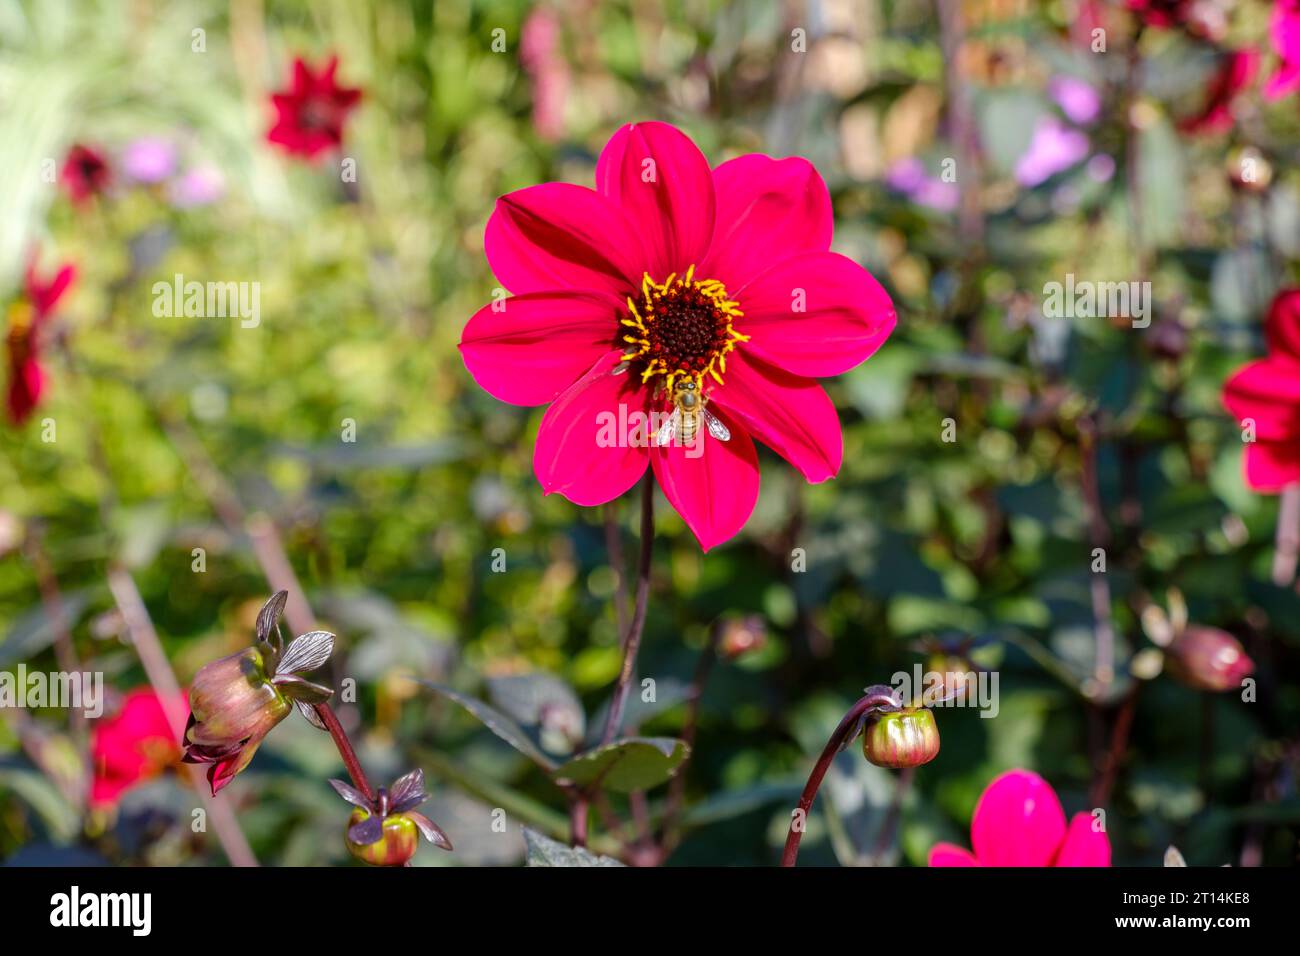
[
  {"left": 551, "top": 737, "right": 688, "bottom": 793},
  {"left": 413, "top": 679, "right": 557, "bottom": 770},
  {"left": 486, "top": 672, "right": 585, "bottom": 756},
  {"left": 523, "top": 828, "right": 624, "bottom": 867}
]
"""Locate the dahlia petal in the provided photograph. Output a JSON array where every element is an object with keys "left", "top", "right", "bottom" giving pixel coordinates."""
[
  {"left": 7, "top": 360, "right": 46, "bottom": 424},
  {"left": 291, "top": 58, "right": 314, "bottom": 95},
  {"left": 927, "top": 842, "right": 980, "bottom": 867},
  {"left": 1264, "top": 61, "right": 1300, "bottom": 100},
  {"left": 460, "top": 291, "right": 623, "bottom": 405},
  {"left": 1266, "top": 289, "right": 1300, "bottom": 364},
  {"left": 595, "top": 122, "right": 714, "bottom": 278},
  {"left": 1222, "top": 360, "right": 1300, "bottom": 442},
  {"left": 700, "top": 155, "right": 833, "bottom": 290},
  {"left": 1054, "top": 812, "right": 1111, "bottom": 866},
  {"left": 650, "top": 405, "right": 758, "bottom": 551},
  {"left": 484, "top": 183, "right": 644, "bottom": 296},
  {"left": 969, "top": 769, "right": 1067, "bottom": 867},
  {"left": 735, "top": 252, "right": 896, "bottom": 378},
  {"left": 533, "top": 351, "right": 651, "bottom": 506},
  {"left": 1244, "top": 440, "right": 1300, "bottom": 492},
  {"left": 1272, "top": 3, "right": 1300, "bottom": 65},
  {"left": 711, "top": 352, "right": 842, "bottom": 483},
  {"left": 25, "top": 262, "right": 76, "bottom": 318}
]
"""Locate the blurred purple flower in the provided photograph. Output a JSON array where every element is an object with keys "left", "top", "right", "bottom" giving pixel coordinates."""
[
  {"left": 122, "top": 137, "right": 177, "bottom": 183},
  {"left": 1086, "top": 153, "right": 1117, "bottom": 182},
  {"left": 171, "top": 165, "right": 225, "bottom": 207},
  {"left": 1015, "top": 119, "right": 1089, "bottom": 188},
  {"left": 1048, "top": 76, "right": 1101, "bottom": 125},
  {"left": 884, "top": 157, "right": 958, "bottom": 212}
]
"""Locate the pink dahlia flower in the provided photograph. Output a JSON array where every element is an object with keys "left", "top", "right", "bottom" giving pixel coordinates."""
[
  {"left": 929, "top": 768, "right": 1111, "bottom": 867},
  {"left": 1222, "top": 289, "right": 1300, "bottom": 491},
  {"left": 91, "top": 688, "right": 186, "bottom": 808},
  {"left": 1266, "top": 1, "right": 1300, "bottom": 100},
  {"left": 460, "top": 122, "right": 896, "bottom": 550}
]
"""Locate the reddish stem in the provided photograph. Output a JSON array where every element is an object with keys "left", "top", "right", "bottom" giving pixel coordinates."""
[
  {"left": 314, "top": 703, "right": 375, "bottom": 804},
  {"left": 781, "top": 688, "right": 901, "bottom": 867}
]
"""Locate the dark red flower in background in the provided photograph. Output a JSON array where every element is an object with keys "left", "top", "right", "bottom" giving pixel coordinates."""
[
  {"left": 1179, "top": 49, "right": 1259, "bottom": 134},
  {"left": 60, "top": 144, "right": 111, "bottom": 205},
  {"left": 1126, "top": 0, "right": 1192, "bottom": 29},
  {"left": 266, "top": 56, "right": 362, "bottom": 160},
  {"left": 7, "top": 255, "right": 76, "bottom": 425},
  {"left": 91, "top": 688, "right": 186, "bottom": 808}
]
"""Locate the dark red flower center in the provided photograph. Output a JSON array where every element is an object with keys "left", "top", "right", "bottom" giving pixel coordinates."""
[{"left": 620, "top": 266, "right": 747, "bottom": 393}]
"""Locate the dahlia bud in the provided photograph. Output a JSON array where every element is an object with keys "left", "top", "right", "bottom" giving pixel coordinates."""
[
  {"left": 182, "top": 591, "right": 336, "bottom": 794},
  {"left": 718, "top": 614, "right": 766, "bottom": 660},
  {"left": 1166, "top": 626, "right": 1254, "bottom": 693},
  {"left": 863, "top": 707, "right": 940, "bottom": 769},
  {"left": 333, "top": 769, "right": 452, "bottom": 867}
]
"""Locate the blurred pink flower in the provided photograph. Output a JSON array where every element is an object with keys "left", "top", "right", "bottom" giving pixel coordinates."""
[
  {"left": 929, "top": 769, "right": 1111, "bottom": 867},
  {"left": 520, "top": 8, "right": 569, "bottom": 142},
  {"left": 170, "top": 165, "right": 226, "bottom": 207},
  {"left": 1181, "top": 49, "right": 1258, "bottom": 132},
  {"left": 1049, "top": 75, "right": 1101, "bottom": 125},
  {"left": 460, "top": 122, "right": 896, "bottom": 549},
  {"left": 91, "top": 688, "right": 185, "bottom": 808},
  {"left": 1266, "top": 1, "right": 1300, "bottom": 100},
  {"left": 121, "top": 137, "right": 177, "bottom": 183},
  {"left": 1222, "top": 289, "right": 1300, "bottom": 491},
  {"left": 1015, "top": 118, "right": 1090, "bottom": 187},
  {"left": 884, "top": 158, "right": 958, "bottom": 212}
]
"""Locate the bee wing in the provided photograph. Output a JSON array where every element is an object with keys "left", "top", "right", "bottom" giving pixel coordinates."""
[
  {"left": 701, "top": 406, "right": 731, "bottom": 441},
  {"left": 656, "top": 407, "right": 682, "bottom": 447}
]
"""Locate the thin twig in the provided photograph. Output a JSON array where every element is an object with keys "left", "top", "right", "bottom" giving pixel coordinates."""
[
  {"left": 106, "top": 565, "right": 258, "bottom": 867},
  {"left": 657, "top": 622, "right": 722, "bottom": 855},
  {"left": 1271, "top": 483, "right": 1300, "bottom": 587}
]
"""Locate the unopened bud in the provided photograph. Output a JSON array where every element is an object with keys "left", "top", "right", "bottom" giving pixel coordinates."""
[
  {"left": 863, "top": 707, "right": 940, "bottom": 769},
  {"left": 346, "top": 808, "right": 422, "bottom": 866},
  {"left": 718, "top": 615, "right": 766, "bottom": 660},
  {"left": 1166, "top": 626, "right": 1254, "bottom": 692},
  {"left": 333, "top": 769, "right": 452, "bottom": 867}
]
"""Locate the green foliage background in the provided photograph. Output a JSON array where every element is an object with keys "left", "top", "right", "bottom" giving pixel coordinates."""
[{"left": 0, "top": 0, "right": 1297, "bottom": 866}]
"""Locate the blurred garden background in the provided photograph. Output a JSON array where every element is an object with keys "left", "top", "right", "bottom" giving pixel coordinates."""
[{"left": 1, "top": 0, "right": 1299, "bottom": 867}]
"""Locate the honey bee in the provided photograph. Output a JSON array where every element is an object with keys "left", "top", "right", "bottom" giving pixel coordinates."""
[{"left": 656, "top": 380, "right": 730, "bottom": 447}]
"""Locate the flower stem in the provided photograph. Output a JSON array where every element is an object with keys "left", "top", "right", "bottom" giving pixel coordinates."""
[
  {"left": 314, "top": 702, "right": 376, "bottom": 804},
  {"left": 600, "top": 474, "right": 655, "bottom": 746},
  {"left": 569, "top": 794, "right": 589, "bottom": 847},
  {"left": 1271, "top": 482, "right": 1300, "bottom": 587},
  {"left": 780, "top": 688, "right": 900, "bottom": 867}
]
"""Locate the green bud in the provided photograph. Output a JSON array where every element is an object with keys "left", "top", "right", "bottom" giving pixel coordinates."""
[
  {"left": 346, "top": 808, "right": 420, "bottom": 867},
  {"left": 863, "top": 707, "right": 940, "bottom": 769}
]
